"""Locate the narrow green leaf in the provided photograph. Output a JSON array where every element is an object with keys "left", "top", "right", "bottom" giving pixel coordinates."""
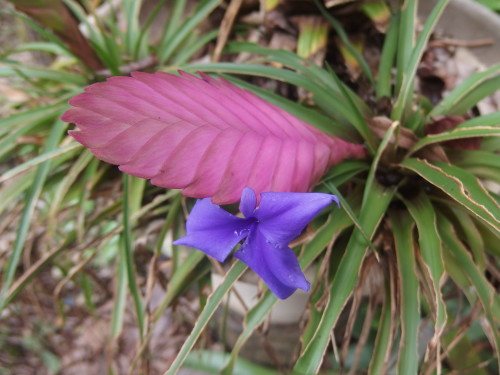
[
  {"left": 438, "top": 214, "right": 500, "bottom": 363},
  {"left": 322, "top": 159, "right": 369, "bottom": 187},
  {"left": 122, "top": 175, "right": 145, "bottom": 339},
  {"left": 404, "top": 191, "right": 446, "bottom": 338},
  {"left": 368, "top": 283, "right": 393, "bottom": 375},
  {"left": 158, "top": 0, "right": 221, "bottom": 64},
  {"left": 0, "top": 100, "right": 67, "bottom": 135},
  {"left": 294, "top": 182, "right": 394, "bottom": 374},
  {"left": 11, "top": 42, "right": 74, "bottom": 57},
  {"left": 163, "top": 261, "right": 247, "bottom": 375},
  {"left": 171, "top": 29, "right": 219, "bottom": 65},
  {"left": 363, "top": 119, "right": 399, "bottom": 207},
  {"left": 395, "top": 0, "right": 416, "bottom": 92},
  {"left": 447, "top": 206, "right": 486, "bottom": 270},
  {"left": 400, "top": 158, "right": 500, "bottom": 233},
  {"left": 429, "top": 65, "right": 500, "bottom": 117},
  {"left": 0, "top": 143, "right": 81, "bottom": 183},
  {"left": 392, "top": 0, "right": 450, "bottom": 121},
  {"left": 389, "top": 210, "right": 419, "bottom": 375},
  {"left": 123, "top": 0, "right": 143, "bottom": 59},
  {"left": 111, "top": 237, "right": 128, "bottom": 338},
  {"left": 0, "top": 61, "right": 87, "bottom": 85},
  {"left": 408, "top": 126, "right": 500, "bottom": 155},
  {"left": 0, "top": 119, "right": 67, "bottom": 311},
  {"left": 376, "top": 13, "right": 399, "bottom": 99}
]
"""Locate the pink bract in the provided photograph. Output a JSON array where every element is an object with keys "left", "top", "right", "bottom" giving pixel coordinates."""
[{"left": 62, "top": 71, "right": 365, "bottom": 204}]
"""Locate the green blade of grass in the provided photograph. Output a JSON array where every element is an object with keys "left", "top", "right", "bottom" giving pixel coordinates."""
[
  {"left": 449, "top": 149, "right": 500, "bottom": 184},
  {"left": 123, "top": 0, "right": 143, "bottom": 59},
  {"left": 0, "top": 61, "right": 87, "bottom": 85},
  {"left": 438, "top": 213, "right": 500, "bottom": 365},
  {"left": 322, "top": 159, "right": 369, "bottom": 187},
  {"left": 392, "top": 0, "right": 450, "bottom": 122},
  {"left": 157, "top": 0, "right": 221, "bottom": 64},
  {"left": 171, "top": 29, "right": 219, "bottom": 65},
  {"left": 0, "top": 100, "right": 67, "bottom": 135},
  {"left": 0, "top": 143, "right": 81, "bottom": 183},
  {"left": 111, "top": 235, "right": 128, "bottom": 339},
  {"left": 376, "top": 12, "right": 399, "bottom": 99},
  {"left": 389, "top": 209, "right": 420, "bottom": 375},
  {"left": 429, "top": 65, "right": 500, "bottom": 117},
  {"left": 447, "top": 206, "right": 486, "bottom": 269},
  {"left": 10, "top": 41, "right": 74, "bottom": 57},
  {"left": 400, "top": 158, "right": 500, "bottom": 234},
  {"left": 403, "top": 191, "right": 447, "bottom": 345},
  {"left": 408, "top": 126, "right": 500, "bottom": 155},
  {"left": 0, "top": 119, "right": 67, "bottom": 311},
  {"left": 395, "top": 0, "right": 416, "bottom": 93},
  {"left": 163, "top": 260, "right": 247, "bottom": 375},
  {"left": 294, "top": 182, "right": 394, "bottom": 374},
  {"left": 368, "top": 282, "right": 393, "bottom": 375},
  {"left": 122, "top": 175, "right": 145, "bottom": 339}
]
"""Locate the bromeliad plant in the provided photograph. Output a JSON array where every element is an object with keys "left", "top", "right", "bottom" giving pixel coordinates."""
[{"left": 1, "top": 0, "right": 499, "bottom": 373}]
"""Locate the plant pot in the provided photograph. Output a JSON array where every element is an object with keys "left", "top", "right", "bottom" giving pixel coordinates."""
[{"left": 419, "top": 0, "right": 500, "bottom": 67}]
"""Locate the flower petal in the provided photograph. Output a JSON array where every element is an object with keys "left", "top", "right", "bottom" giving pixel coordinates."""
[
  {"left": 234, "top": 229, "right": 310, "bottom": 299},
  {"left": 173, "top": 198, "right": 251, "bottom": 262},
  {"left": 255, "top": 192, "right": 339, "bottom": 245},
  {"left": 239, "top": 187, "right": 257, "bottom": 218}
]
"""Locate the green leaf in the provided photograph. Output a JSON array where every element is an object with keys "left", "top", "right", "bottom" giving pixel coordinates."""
[
  {"left": 0, "top": 60, "right": 87, "bottom": 85},
  {"left": 0, "top": 119, "right": 67, "bottom": 311},
  {"left": 392, "top": 0, "right": 450, "bottom": 121},
  {"left": 438, "top": 214, "right": 500, "bottom": 364},
  {"left": 429, "top": 65, "right": 500, "bottom": 117},
  {"left": 157, "top": 0, "right": 222, "bottom": 64},
  {"left": 403, "top": 191, "right": 446, "bottom": 339},
  {"left": 0, "top": 143, "right": 81, "bottom": 183},
  {"left": 11, "top": 42, "right": 74, "bottom": 57},
  {"left": 400, "top": 158, "right": 500, "bottom": 234},
  {"left": 368, "top": 283, "right": 393, "bottom": 375},
  {"left": 408, "top": 126, "right": 500, "bottom": 155},
  {"left": 111, "top": 237, "right": 128, "bottom": 339},
  {"left": 389, "top": 210, "right": 419, "bottom": 375},
  {"left": 395, "top": 0, "right": 416, "bottom": 93},
  {"left": 122, "top": 175, "right": 145, "bottom": 339},
  {"left": 376, "top": 13, "right": 399, "bottom": 99},
  {"left": 294, "top": 182, "right": 394, "bottom": 374},
  {"left": 322, "top": 159, "right": 369, "bottom": 187},
  {"left": 163, "top": 261, "right": 247, "bottom": 375}
]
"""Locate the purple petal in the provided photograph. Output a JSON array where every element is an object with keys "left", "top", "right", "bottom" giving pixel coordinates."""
[
  {"left": 255, "top": 192, "right": 339, "bottom": 245},
  {"left": 234, "top": 230, "right": 310, "bottom": 299},
  {"left": 173, "top": 198, "right": 252, "bottom": 262},
  {"left": 239, "top": 187, "right": 257, "bottom": 218}
]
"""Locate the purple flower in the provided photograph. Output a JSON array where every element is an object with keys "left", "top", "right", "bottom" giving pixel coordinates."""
[{"left": 174, "top": 187, "right": 339, "bottom": 299}]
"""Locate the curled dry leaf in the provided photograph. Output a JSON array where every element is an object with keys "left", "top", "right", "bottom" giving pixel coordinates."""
[{"left": 63, "top": 71, "right": 365, "bottom": 204}]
